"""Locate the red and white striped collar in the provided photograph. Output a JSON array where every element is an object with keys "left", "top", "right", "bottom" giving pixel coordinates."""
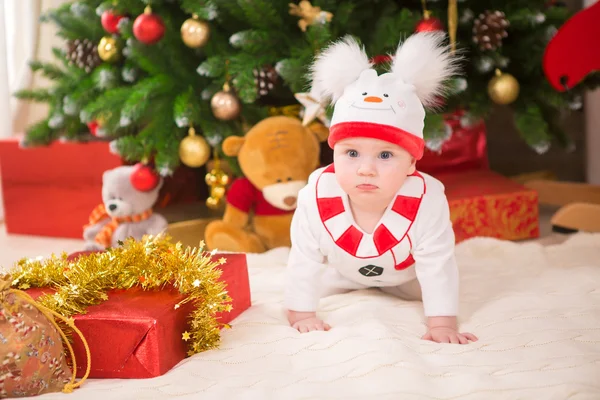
[{"left": 315, "top": 164, "right": 426, "bottom": 258}]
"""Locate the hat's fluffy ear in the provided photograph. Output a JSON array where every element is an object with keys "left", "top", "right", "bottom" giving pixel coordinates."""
[
  {"left": 309, "top": 35, "right": 373, "bottom": 104},
  {"left": 390, "top": 32, "right": 461, "bottom": 108}
]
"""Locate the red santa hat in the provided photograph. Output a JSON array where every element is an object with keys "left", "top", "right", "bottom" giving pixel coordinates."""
[{"left": 309, "top": 32, "right": 461, "bottom": 160}]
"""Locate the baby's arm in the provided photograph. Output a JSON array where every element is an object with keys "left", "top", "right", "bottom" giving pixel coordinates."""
[
  {"left": 413, "top": 182, "right": 477, "bottom": 344},
  {"left": 284, "top": 196, "right": 329, "bottom": 333}
]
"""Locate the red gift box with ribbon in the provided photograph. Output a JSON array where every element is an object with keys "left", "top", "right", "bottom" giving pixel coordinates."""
[
  {"left": 26, "top": 253, "right": 251, "bottom": 379},
  {"left": 418, "top": 111, "right": 539, "bottom": 242}
]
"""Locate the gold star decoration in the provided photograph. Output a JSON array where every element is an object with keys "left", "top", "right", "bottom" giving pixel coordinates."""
[
  {"left": 218, "top": 257, "right": 227, "bottom": 265},
  {"left": 18, "top": 283, "right": 30, "bottom": 290},
  {"left": 295, "top": 87, "right": 329, "bottom": 127},
  {"left": 288, "top": 1, "right": 333, "bottom": 32},
  {"left": 67, "top": 317, "right": 76, "bottom": 326},
  {"left": 182, "top": 331, "right": 191, "bottom": 341},
  {"left": 192, "top": 279, "right": 201, "bottom": 287}
]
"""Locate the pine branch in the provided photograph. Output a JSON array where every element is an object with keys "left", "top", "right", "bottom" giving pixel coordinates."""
[
  {"left": 22, "top": 119, "right": 55, "bottom": 146},
  {"left": 120, "top": 76, "right": 175, "bottom": 125},
  {"left": 13, "top": 89, "right": 55, "bottom": 103},
  {"left": 181, "top": 0, "right": 218, "bottom": 20},
  {"left": 42, "top": 7, "right": 104, "bottom": 41},
  {"left": 514, "top": 104, "right": 551, "bottom": 148},
  {"left": 238, "top": 0, "right": 284, "bottom": 30},
  {"left": 174, "top": 87, "right": 202, "bottom": 128},
  {"left": 28, "top": 60, "right": 67, "bottom": 80}
]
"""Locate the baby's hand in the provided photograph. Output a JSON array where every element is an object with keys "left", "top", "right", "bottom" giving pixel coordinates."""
[
  {"left": 292, "top": 317, "right": 331, "bottom": 333},
  {"left": 422, "top": 327, "right": 478, "bottom": 344},
  {"left": 287, "top": 310, "right": 330, "bottom": 333}
]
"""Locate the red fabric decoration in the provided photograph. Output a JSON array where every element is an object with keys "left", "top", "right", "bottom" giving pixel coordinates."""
[
  {"left": 226, "top": 177, "right": 294, "bottom": 216},
  {"left": 317, "top": 197, "right": 345, "bottom": 221},
  {"left": 543, "top": 0, "right": 600, "bottom": 91},
  {"left": 392, "top": 195, "right": 421, "bottom": 221},
  {"left": 373, "top": 224, "right": 397, "bottom": 254},
  {"left": 335, "top": 226, "right": 363, "bottom": 256},
  {"left": 395, "top": 254, "right": 415, "bottom": 270}
]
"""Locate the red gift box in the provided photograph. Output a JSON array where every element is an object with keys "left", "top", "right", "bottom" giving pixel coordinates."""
[
  {"left": 27, "top": 253, "right": 250, "bottom": 379},
  {"left": 418, "top": 112, "right": 489, "bottom": 176},
  {"left": 438, "top": 170, "right": 539, "bottom": 242},
  {"left": 0, "top": 137, "right": 201, "bottom": 238},
  {"left": 0, "top": 138, "right": 122, "bottom": 238}
]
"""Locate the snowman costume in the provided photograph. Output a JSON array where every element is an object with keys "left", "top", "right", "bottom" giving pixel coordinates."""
[{"left": 284, "top": 32, "right": 462, "bottom": 317}]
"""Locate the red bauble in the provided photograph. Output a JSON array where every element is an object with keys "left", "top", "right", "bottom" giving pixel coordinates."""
[
  {"left": 87, "top": 121, "right": 99, "bottom": 136},
  {"left": 101, "top": 10, "right": 125, "bottom": 34},
  {"left": 130, "top": 163, "right": 160, "bottom": 192},
  {"left": 415, "top": 16, "right": 444, "bottom": 32},
  {"left": 133, "top": 10, "right": 165, "bottom": 45}
]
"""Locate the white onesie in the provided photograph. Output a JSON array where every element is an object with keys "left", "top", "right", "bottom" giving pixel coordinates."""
[{"left": 284, "top": 164, "right": 459, "bottom": 317}]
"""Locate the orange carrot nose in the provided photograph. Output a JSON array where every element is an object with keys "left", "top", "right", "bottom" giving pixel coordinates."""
[{"left": 364, "top": 96, "right": 383, "bottom": 103}]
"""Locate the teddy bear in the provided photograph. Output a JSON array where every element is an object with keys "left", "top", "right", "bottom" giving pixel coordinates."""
[
  {"left": 204, "top": 116, "right": 328, "bottom": 253},
  {"left": 83, "top": 165, "right": 168, "bottom": 250}
]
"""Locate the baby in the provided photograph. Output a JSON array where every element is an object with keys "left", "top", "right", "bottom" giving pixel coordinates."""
[{"left": 284, "top": 32, "right": 478, "bottom": 344}]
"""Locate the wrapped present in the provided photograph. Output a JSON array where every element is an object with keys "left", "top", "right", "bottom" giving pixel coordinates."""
[
  {"left": 1, "top": 276, "right": 90, "bottom": 397},
  {"left": 418, "top": 111, "right": 489, "bottom": 175},
  {"left": 10, "top": 236, "right": 251, "bottom": 379},
  {"left": 437, "top": 169, "right": 540, "bottom": 242},
  {"left": 0, "top": 137, "right": 201, "bottom": 238}
]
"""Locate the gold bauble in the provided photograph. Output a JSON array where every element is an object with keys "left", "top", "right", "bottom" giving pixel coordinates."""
[
  {"left": 98, "top": 36, "right": 121, "bottom": 63},
  {"left": 211, "top": 90, "right": 241, "bottom": 121},
  {"left": 216, "top": 172, "right": 229, "bottom": 186},
  {"left": 181, "top": 17, "right": 210, "bottom": 48},
  {"left": 179, "top": 132, "right": 210, "bottom": 167},
  {"left": 205, "top": 171, "right": 230, "bottom": 187},
  {"left": 205, "top": 172, "right": 218, "bottom": 186},
  {"left": 487, "top": 69, "right": 520, "bottom": 105},
  {"left": 206, "top": 196, "right": 221, "bottom": 209},
  {"left": 211, "top": 185, "right": 226, "bottom": 199}
]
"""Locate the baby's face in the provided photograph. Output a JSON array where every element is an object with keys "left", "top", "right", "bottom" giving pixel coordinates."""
[{"left": 333, "top": 137, "right": 416, "bottom": 207}]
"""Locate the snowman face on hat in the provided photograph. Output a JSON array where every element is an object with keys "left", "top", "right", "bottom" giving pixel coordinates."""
[{"left": 330, "top": 69, "right": 425, "bottom": 135}]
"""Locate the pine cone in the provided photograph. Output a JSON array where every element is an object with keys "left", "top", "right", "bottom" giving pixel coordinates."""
[
  {"left": 472, "top": 10, "right": 509, "bottom": 51},
  {"left": 253, "top": 65, "right": 279, "bottom": 97},
  {"left": 66, "top": 38, "right": 102, "bottom": 73}
]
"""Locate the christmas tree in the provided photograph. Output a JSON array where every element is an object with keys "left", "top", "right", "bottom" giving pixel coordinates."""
[{"left": 15, "top": 0, "right": 596, "bottom": 178}]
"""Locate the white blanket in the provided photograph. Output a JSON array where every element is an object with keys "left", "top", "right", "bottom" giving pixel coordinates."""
[{"left": 38, "top": 234, "right": 600, "bottom": 399}]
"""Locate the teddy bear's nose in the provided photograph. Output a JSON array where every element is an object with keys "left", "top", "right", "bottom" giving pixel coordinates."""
[
  {"left": 283, "top": 196, "right": 297, "bottom": 207},
  {"left": 108, "top": 204, "right": 118, "bottom": 211}
]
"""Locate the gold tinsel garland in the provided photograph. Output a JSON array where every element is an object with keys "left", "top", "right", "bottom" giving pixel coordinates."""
[{"left": 8, "top": 234, "right": 232, "bottom": 356}]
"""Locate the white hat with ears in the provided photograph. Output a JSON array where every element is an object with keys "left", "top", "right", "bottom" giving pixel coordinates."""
[{"left": 309, "top": 32, "right": 461, "bottom": 160}]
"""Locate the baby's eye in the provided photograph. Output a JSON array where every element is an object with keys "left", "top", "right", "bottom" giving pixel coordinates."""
[
  {"left": 379, "top": 151, "right": 393, "bottom": 160},
  {"left": 383, "top": 93, "right": 389, "bottom": 97},
  {"left": 347, "top": 149, "right": 358, "bottom": 157},
  {"left": 361, "top": 92, "right": 367, "bottom": 96}
]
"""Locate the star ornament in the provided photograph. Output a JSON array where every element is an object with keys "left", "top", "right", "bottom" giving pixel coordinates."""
[{"left": 294, "top": 88, "right": 329, "bottom": 127}]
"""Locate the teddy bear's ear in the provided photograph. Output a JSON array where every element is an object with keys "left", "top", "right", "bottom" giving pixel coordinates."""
[
  {"left": 222, "top": 136, "right": 245, "bottom": 157},
  {"left": 307, "top": 122, "right": 329, "bottom": 143}
]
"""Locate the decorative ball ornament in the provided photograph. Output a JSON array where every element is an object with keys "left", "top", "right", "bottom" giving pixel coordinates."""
[
  {"left": 415, "top": 10, "right": 444, "bottom": 32},
  {"left": 211, "top": 83, "right": 241, "bottom": 121},
  {"left": 97, "top": 36, "right": 122, "bottom": 63},
  {"left": 179, "top": 126, "right": 211, "bottom": 167},
  {"left": 87, "top": 120, "right": 100, "bottom": 136},
  {"left": 133, "top": 6, "right": 165, "bottom": 45},
  {"left": 205, "top": 154, "right": 229, "bottom": 209},
  {"left": 101, "top": 10, "right": 125, "bottom": 34},
  {"left": 130, "top": 162, "right": 160, "bottom": 192},
  {"left": 181, "top": 15, "right": 210, "bottom": 48},
  {"left": 488, "top": 69, "right": 520, "bottom": 105}
]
